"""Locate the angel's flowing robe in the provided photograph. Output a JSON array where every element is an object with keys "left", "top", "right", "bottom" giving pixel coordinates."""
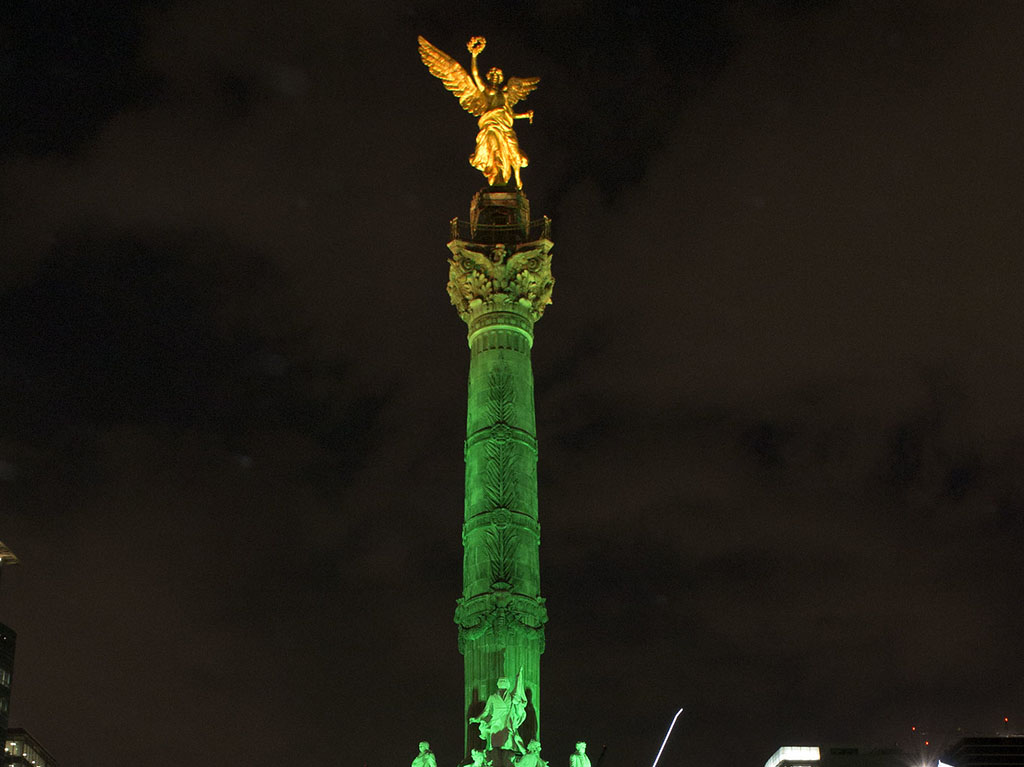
[{"left": 470, "top": 103, "right": 527, "bottom": 186}]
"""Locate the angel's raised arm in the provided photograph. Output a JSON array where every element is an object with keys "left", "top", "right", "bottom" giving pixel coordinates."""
[
  {"left": 467, "top": 36, "right": 487, "bottom": 91},
  {"left": 418, "top": 36, "right": 487, "bottom": 116}
]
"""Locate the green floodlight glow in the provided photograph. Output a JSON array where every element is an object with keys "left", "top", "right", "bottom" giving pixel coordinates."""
[
  {"left": 651, "top": 708, "right": 684, "bottom": 767},
  {"left": 447, "top": 187, "right": 554, "bottom": 754}
]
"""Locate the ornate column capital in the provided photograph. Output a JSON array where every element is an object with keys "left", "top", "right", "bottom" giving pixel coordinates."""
[{"left": 446, "top": 239, "right": 554, "bottom": 324}]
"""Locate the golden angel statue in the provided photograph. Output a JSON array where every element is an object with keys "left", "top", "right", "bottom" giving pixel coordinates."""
[{"left": 418, "top": 35, "right": 540, "bottom": 188}]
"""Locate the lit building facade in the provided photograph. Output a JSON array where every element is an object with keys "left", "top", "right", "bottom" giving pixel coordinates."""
[
  {"left": 766, "top": 744, "right": 823, "bottom": 767},
  {"left": 765, "top": 744, "right": 913, "bottom": 767},
  {"left": 3, "top": 728, "right": 57, "bottom": 767}
]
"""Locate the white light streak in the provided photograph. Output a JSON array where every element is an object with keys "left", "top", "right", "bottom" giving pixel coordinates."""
[{"left": 651, "top": 708, "right": 684, "bottom": 767}]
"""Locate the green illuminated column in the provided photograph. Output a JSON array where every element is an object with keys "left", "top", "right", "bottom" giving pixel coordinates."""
[{"left": 447, "top": 188, "right": 554, "bottom": 756}]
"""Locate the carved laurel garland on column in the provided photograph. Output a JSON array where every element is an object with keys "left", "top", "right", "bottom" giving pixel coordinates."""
[
  {"left": 484, "top": 441, "right": 517, "bottom": 517},
  {"left": 455, "top": 593, "right": 549, "bottom": 651},
  {"left": 486, "top": 369, "right": 516, "bottom": 425},
  {"left": 447, "top": 241, "right": 554, "bottom": 320},
  {"left": 484, "top": 526, "right": 517, "bottom": 587}
]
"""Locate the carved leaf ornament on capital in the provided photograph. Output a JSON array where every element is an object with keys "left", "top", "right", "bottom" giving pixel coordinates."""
[{"left": 447, "top": 242, "right": 554, "bottom": 321}]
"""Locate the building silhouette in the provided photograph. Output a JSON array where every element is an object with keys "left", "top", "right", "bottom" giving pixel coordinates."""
[
  {"left": 940, "top": 737, "right": 1024, "bottom": 767},
  {"left": 0, "top": 625, "right": 12, "bottom": 748},
  {"left": 0, "top": 541, "right": 20, "bottom": 749}
]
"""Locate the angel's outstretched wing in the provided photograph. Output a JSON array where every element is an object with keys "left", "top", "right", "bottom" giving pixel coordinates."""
[
  {"left": 418, "top": 36, "right": 487, "bottom": 116},
  {"left": 505, "top": 77, "right": 540, "bottom": 108}
]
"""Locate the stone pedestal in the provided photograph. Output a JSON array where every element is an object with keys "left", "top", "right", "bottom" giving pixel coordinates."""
[{"left": 470, "top": 186, "right": 530, "bottom": 233}]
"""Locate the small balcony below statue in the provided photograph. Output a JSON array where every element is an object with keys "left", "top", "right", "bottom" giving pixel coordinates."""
[{"left": 450, "top": 216, "right": 552, "bottom": 245}]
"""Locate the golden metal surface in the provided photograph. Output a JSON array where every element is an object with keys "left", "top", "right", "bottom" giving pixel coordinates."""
[{"left": 418, "top": 36, "right": 540, "bottom": 188}]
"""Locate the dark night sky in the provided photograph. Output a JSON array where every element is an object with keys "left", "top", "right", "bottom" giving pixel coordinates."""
[{"left": 1, "top": 1, "right": 1023, "bottom": 766}]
